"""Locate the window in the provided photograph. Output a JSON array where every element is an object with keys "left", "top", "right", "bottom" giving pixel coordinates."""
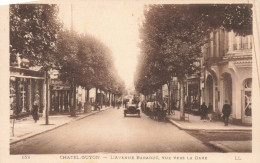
[{"left": 241, "top": 36, "right": 248, "bottom": 49}]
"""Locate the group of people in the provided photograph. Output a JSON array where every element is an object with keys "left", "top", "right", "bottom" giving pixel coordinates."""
[
  {"left": 141, "top": 99, "right": 168, "bottom": 121},
  {"left": 200, "top": 100, "right": 232, "bottom": 126},
  {"left": 112, "top": 100, "right": 122, "bottom": 109}
]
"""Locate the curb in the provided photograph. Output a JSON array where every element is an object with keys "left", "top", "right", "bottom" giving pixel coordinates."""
[
  {"left": 167, "top": 118, "right": 185, "bottom": 130},
  {"left": 206, "top": 141, "right": 234, "bottom": 152},
  {"left": 10, "top": 107, "right": 110, "bottom": 145},
  {"left": 166, "top": 118, "right": 252, "bottom": 132}
]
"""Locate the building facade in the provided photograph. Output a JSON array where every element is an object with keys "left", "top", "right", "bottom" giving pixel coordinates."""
[
  {"left": 10, "top": 58, "right": 46, "bottom": 118},
  {"left": 202, "top": 29, "right": 252, "bottom": 125},
  {"left": 49, "top": 70, "right": 87, "bottom": 114}
]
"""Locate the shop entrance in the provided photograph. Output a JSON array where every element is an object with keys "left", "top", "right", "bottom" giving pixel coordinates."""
[
  {"left": 223, "top": 73, "right": 232, "bottom": 106},
  {"left": 205, "top": 75, "right": 213, "bottom": 107}
]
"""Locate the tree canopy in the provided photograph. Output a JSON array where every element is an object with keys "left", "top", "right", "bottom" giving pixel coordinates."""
[
  {"left": 135, "top": 4, "right": 252, "bottom": 95},
  {"left": 10, "top": 4, "right": 125, "bottom": 96},
  {"left": 10, "top": 4, "right": 62, "bottom": 70},
  {"left": 56, "top": 30, "right": 125, "bottom": 95}
]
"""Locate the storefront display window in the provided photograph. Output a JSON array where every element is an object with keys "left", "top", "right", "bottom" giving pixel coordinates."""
[
  {"left": 10, "top": 77, "right": 17, "bottom": 115},
  {"left": 10, "top": 67, "right": 45, "bottom": 118},
  {"left": 244, "top": 79, "right": 252, "bottom": 117},
  {"left": 19, "top": 78, "right": 29, "bottom": 113}
]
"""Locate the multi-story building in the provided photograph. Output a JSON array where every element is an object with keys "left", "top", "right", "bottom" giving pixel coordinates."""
[{"left": 201, "top": 29, "right": 252, "bottom": 125}]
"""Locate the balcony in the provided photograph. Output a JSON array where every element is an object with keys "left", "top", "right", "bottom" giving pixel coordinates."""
[{"left": 233, "top": 43, "right": 252, "bottom": 51}]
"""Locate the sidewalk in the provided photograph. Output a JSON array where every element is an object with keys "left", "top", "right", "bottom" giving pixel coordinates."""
[
  {"left": 10, "top": 107, "right": 111, "bottom": 144},
  {"left": 207, "top": 141, "right": 251, "bottom": 152},
  {"left": 166, "top": 110, "right": 252, "bottom": 131},
  {"left": 166, "top": 110, "right": 252, "bottom": 152}
]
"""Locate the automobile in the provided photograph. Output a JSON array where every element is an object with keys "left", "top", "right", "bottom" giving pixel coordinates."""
[{"left": 124, "top": 99, "right": 140, "bottom": 117}]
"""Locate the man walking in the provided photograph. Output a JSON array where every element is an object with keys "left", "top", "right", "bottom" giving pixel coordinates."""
[{"left": 222, "top": 100, "right": 231, "bottom": 126}]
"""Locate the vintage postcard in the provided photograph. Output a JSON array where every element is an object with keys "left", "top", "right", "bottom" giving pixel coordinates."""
[{"left": 0, "top": 0, "right": 260, "bottom": 162}]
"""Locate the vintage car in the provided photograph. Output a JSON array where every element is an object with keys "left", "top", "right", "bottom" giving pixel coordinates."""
[{"left": 124, "top": 99, "right": 140, "bottom": 117}]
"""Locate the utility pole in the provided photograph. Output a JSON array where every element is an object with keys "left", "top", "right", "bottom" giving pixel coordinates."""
[
  {"left": 71, "top": 4, "right": 74, "bottom": 32},
  {"left": 70, "top": 3, "right": 77, "bottom": 117},
  {"left": 45, "top": 71, "right": 49, "bottom": 125}
]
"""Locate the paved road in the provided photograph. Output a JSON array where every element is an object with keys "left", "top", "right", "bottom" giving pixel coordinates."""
[{"left": 10, "top": 108, "right": 215, "bottom": 154}]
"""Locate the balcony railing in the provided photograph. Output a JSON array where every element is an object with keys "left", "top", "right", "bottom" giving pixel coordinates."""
[{"left": 233, "top": 43, "right": 252, "bottom": 50}]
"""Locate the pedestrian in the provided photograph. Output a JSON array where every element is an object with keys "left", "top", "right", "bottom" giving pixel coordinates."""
[
  {"left": 161, "top": 99, "right": 168, "bottom": 120},
  {"left": 153, "top": 100, "right": 161, "bottom": 120},
  {"left": 112, "top": 101, "right": 115, "bottom": 108},
  {"left": 78, "top": 101, "right": 82, "bottom": 112},
  {"left": 208, "top": 103, "right": 213, "bottom": 121},
  {"left": 141, "top": 101, "right": 145, "bottom": 112},
  {"left": 200, "top": 102, "right": 207, "bottom": 120},
  {"left": 222, "top": 100, "right": 231, "bottom": 126},
  {"left": 162, "top": 99, "right": 168, "bottom": 112},
  {"left": 32, "top": 100, "right": 39, "bottom": 123},
  {"left": 117, "top": 100, "right": 120, "bottom": 109}
]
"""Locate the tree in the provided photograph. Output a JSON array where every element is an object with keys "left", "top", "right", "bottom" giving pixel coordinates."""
[
  {"left": 57, "top": 30, "right": 124, "bottom": 110},
  {"left": 10, "top": 4, "right": 62, "bottom": 124},
  {"left": 137, "top": 5, "right": 207, "bottom": 119},
  {"left": 56, "top": 30, "right": 80, "bottom": 116},
  {"left": 76, "top": 34, "right": 96, "bottom": 103},
  {"left": 136, "top": 4, "right": 252, "bottom": 120},
  {"left": 10, "top": 4, "right": 62, "bottom": 68}
]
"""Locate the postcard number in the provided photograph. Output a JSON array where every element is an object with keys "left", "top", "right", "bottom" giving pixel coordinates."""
[{"left": 22, "top": 155, "right": 30, "bottom": 159}]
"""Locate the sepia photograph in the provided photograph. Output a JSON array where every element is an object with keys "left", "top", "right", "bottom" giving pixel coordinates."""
[{"left": 1, "top": 0, "right": 260, "bottom": 162}]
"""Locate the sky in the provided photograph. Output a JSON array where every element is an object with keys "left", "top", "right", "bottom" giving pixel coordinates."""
[{"left": 58, "top": 1, "right": 144, "bottom": 88}]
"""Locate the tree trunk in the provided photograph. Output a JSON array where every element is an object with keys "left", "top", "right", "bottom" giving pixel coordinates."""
[
  {"left": 105, "top": 91, "right": 107, "bottom": 106},
  {"left": 95, "top": 87, "right": 98, "bottom": 103},
  {"left": 85, "top": 87, "right": 87, "bottom": 102},
  {"left": 100, "top": 89, "right": 103, "bottom": 108},
  {"left": 71, "top": 78, "right": 76, "bottom": 117},
  {"left": 161, "top": 85, "right": 163, "bottom": 101},
  {"left": 113, "top": 93, "right": 114, "bottom": 102},
  {"left": 167, "top": 82, "right": 171, "bottom": 115},
  {"left": 69, "top": 89, "right": 72, "bottom": 112},
  {"left": 108, "top": 92, "right": 111, "bottom": 106},
  {"left": 86, "top": 88, "right": 89, "bottom": 102},
  {"left": 179, "top": 79, "right": 185, "bottom": 120},
  {"left": 45, "top": 71, "right": 49, "bottom": 125}
]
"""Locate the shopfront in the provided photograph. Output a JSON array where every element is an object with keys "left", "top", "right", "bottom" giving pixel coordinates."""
[
  {"left": 10, "top": 67, "right": 45, "bottom": 118},
  {"left": 50, "top": 80, "right": 71, "bottom": 114}
]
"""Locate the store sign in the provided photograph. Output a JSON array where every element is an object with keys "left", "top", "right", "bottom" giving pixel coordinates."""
[
  {"left": 11, "top": 71, "right": 24, "bottom": 76},
  {"left": 10, "top": 67, "right": 44, "bottom": 78}
]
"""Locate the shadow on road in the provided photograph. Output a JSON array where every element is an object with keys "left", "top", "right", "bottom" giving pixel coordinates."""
[{"left": 123, "top": 115, "right": 140, "bottom": 118}]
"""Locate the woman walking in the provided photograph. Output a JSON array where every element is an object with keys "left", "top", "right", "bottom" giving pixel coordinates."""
[
  {"left": 32, "top": 100, "right": 39, "bottom": 123},
  {"left": 208, "top": 103, "right": 213, "bottom": 121}
]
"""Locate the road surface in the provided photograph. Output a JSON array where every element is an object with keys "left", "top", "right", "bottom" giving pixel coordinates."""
[{"left": 10, "top": 108, "right": 215, "bottom": 154}]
